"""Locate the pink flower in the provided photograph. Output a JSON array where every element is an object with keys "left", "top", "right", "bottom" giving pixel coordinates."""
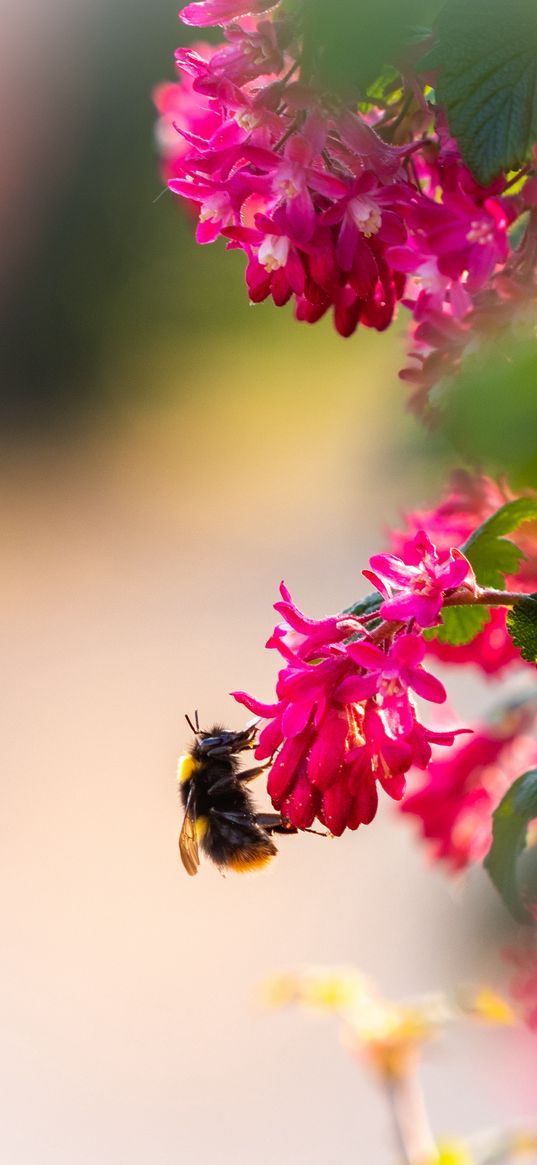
[
  {"left": 233, "top": 582, "right": 464, "bottom": 835},
  {"left": 153, "top": 45, "right": 222, "bottom": 186},
  {"left": 365, "top": 530, "right": 474, "bottom": 628},
  {"left": 401, "top": 713, "right": 537, "bottom": 871},
  {"left": 180, "top": 0, "right": 278, "bottom": 27},
  {"left": 337, "top": 634, "right": 446, "bottom": 735},
  {"left": 155, "top": 2, "right": 537, "bottom": 379},
  {"left": 407, "top": 187, "right": 510, "bottom": 294},
  {"left": 320, "top": 172, "right": 407, "bottom": 277},
  {"left": 388, "top": 474, "right": 537, "bottom": 676},
  {"left": 158, "top": 4, "right": 414, "bottom": 338}
]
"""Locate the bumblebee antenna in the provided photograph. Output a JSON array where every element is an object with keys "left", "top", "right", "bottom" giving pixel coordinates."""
[{"left": 185, "top": 712, "right": 199, "bottom": 736}]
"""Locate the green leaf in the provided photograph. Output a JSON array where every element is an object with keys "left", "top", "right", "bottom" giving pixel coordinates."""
[
  {"left": 467, "top": 497, "right": 537, "bottom": 540},
  {"left": 420, "top": 0, "right": 537, "bottom": 184},
  {"left": 358, "top": 68, "right": 403, "bottom": 114},
  {"left": 461, "top": 498, "right": 537, "bottom": 588},
  {"left": 426, "top": 496, "right": 537, "bottom": 648},
  {"left": 432, "top": 604, "right": 489, "bottom": 646},
  {"left": 507, "top": 593, "right": 537, "bottom": 665},
  {"left": 484, "top": 769, "right": 537, "bottom": 921},
  {"left": 344, "top": 592, "right": 382, "bottom": 619}
]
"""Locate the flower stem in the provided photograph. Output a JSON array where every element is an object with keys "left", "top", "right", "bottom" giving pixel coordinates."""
[
  {"left": 366, "top": 587, "right": 530, "bottom": 646},
  {"left": 384, "top": 1071, "right": 438, "bottom": 1165},
  {"left": 445, "top": 586, "right": 531, "bottom": 608}
]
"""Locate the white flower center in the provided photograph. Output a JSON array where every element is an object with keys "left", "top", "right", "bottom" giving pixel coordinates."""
[
  {"left": 258, "top": 234, "right": 290, "bottom": 272},
  {"left": 466, "top": 219, "right": 494, "bottom": 245},
  {"left": 273, "top": 163, "right": 304, "bottom": 202},
  {"left": 199, "top": 192, "right": 231, "bottom": 223},
  {"left": 234, "top": 109, "right": 260, "bottom": 132},
  {"left": 348, "top": 194, "right": 382, "bottom": 237}
]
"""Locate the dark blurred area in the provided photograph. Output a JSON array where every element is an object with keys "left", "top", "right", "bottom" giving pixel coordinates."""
[{"left": 0, "top": 0, "right": 237, "bottom": 433}]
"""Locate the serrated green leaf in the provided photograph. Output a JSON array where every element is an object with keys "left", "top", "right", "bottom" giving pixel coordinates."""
[
  {"left": 433, "top": 604, "right": 489, "bottom": 646},
  {"left": 484, "top": 769, "right": 537, "bottom": 921},
  {"left": 467, "top": 540, "right": 525, "bottom": 590},
  {"left": 344, "top": 592, "right": 382, "bottom": 619},
  {"left": 507, "top": 593, "right": 537, "bottom": 665},
  {"left": 468, "top": 498, "right": 537, "bottom": 540},
  {"left": 420, "top": 0, "right": 537, "bottom": 184},
  {"left": 461, "top": 498, "right": 537, "bottom": 588}
]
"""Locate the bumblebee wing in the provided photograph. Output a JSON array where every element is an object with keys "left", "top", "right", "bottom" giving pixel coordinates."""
[{"left": 179, "top": 789, "right": 200, "bottom": 877}]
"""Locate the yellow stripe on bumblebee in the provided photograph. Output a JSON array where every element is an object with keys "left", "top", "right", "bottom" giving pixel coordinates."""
[
  {"left": 195, "top": 815, "right": 208, "bottom": 842},
  {"left": 177, "top": 753, "right": 199, "bottom": 784}
]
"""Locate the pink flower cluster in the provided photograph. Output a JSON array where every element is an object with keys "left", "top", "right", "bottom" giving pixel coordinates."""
[
  {"left": 389, "top": 472, "right": 537, "bottom": 677},
  {"left": 380, "top": 476, "right": 537, "bottom": 873},
  {"left": 155, "top": 0, "right": 537, "bottom": 392},
  {"left": 156, "top": 1, "right": 420, "bottom": 337},
  {"left": 233, "top": 530, "right": 473, "bottom": 835},
  {"left": 397, "top": 134, "right": 537, "bottom": 412}
]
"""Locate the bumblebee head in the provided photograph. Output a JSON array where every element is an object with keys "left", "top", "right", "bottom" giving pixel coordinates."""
[{"left": 197, "top": 722, "right": 258, "bottom": 757}]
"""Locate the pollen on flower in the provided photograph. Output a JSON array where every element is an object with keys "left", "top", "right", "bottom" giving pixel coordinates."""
[
  {"left": 466, "top": 220, "right": 495, "bottom": 245},
  {"left": 258, "top": 233, "right": 289, "bottom": 271},
  {"left": 348, "top": 195, "right": 382, "bottom": 237},
  {"left": 199, "top": 192, "right": 231, "bottom": 223},
  {"left": 234, "top": 109, "right": 260, "bottom": 131}
]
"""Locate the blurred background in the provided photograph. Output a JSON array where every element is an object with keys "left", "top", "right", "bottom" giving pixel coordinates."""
[{"left": 1, "top": 2, "right": 536, "bottom": 1162}]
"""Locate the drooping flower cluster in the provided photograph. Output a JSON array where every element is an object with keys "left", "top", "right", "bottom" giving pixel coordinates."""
[
  {"left": 395, "top": 131, "right": 537, "bottom": 411},
  {"left": 233, "top": 531, "right": 474, "bottom": 835},
  {"left": 155, "top": 1, "right": 537, "bottom": 397}
]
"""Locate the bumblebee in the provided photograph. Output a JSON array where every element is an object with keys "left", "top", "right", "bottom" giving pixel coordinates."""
[{"left": 178, "top": 713, "right": 293, "bottom": 876}]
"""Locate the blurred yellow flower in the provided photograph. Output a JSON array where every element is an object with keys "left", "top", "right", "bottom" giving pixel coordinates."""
[
  {"left": 261, "top": 968, "right": 515, "bottom": 1081},
  {"left": 436, "top": 1140, "right": 475, "bottom": 1165}
]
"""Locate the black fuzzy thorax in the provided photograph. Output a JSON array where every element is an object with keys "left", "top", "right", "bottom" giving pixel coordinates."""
[{"left": 182, "top": 726, "right": 274, "bottom": 867}]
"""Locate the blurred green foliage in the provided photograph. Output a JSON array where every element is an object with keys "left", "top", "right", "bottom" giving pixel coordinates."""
[
  {"left": 440, "top": 333, "right": 537, "bottom": 489},
  {"left": 302, "top": 0, "right": 443, "bottom": 97},
  {"left": 1, "top": 3, "right": 246, "bottom": 432}
]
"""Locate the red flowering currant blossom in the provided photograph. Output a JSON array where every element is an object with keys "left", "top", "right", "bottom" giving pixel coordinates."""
[
  {"left": 390, "top": 157, "right": 533, "bottom": 409},
  {"left": 180, "top": 0, "right": 277, "bottom": 27},
  {"left": 337, "top": 635, "right": 446, "bottom": 736},
  {"left": 401, "top": 711, "right": 537, "bottom": 872},
  {"left": 157, "top": 0, "right": 421, "bottom": 338},
  {"left": 388, "top": 473, "right": 537, "bottom": 676},
  {"left": 233, "top": 581, "right": 465, "bottom": 835},
  {"left": 156, "top": 0, "right": 537, "bottom": 392},
  {"left": 365, "top": 530, "right": 475, "bottom": 629},
  {"left": 153, "top": 45, "right": 221, "bottom": 186}
]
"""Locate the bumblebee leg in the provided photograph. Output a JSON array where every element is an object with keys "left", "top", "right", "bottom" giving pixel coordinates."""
[
  {"left": 255, "top": 812, "right": 297, "bottom": 835},
  {"left": 239, "top": 763, "right": 271, "bottom": 783},
  {"left": 255, "top": 812, "right": 329, "bottom": 838}
]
